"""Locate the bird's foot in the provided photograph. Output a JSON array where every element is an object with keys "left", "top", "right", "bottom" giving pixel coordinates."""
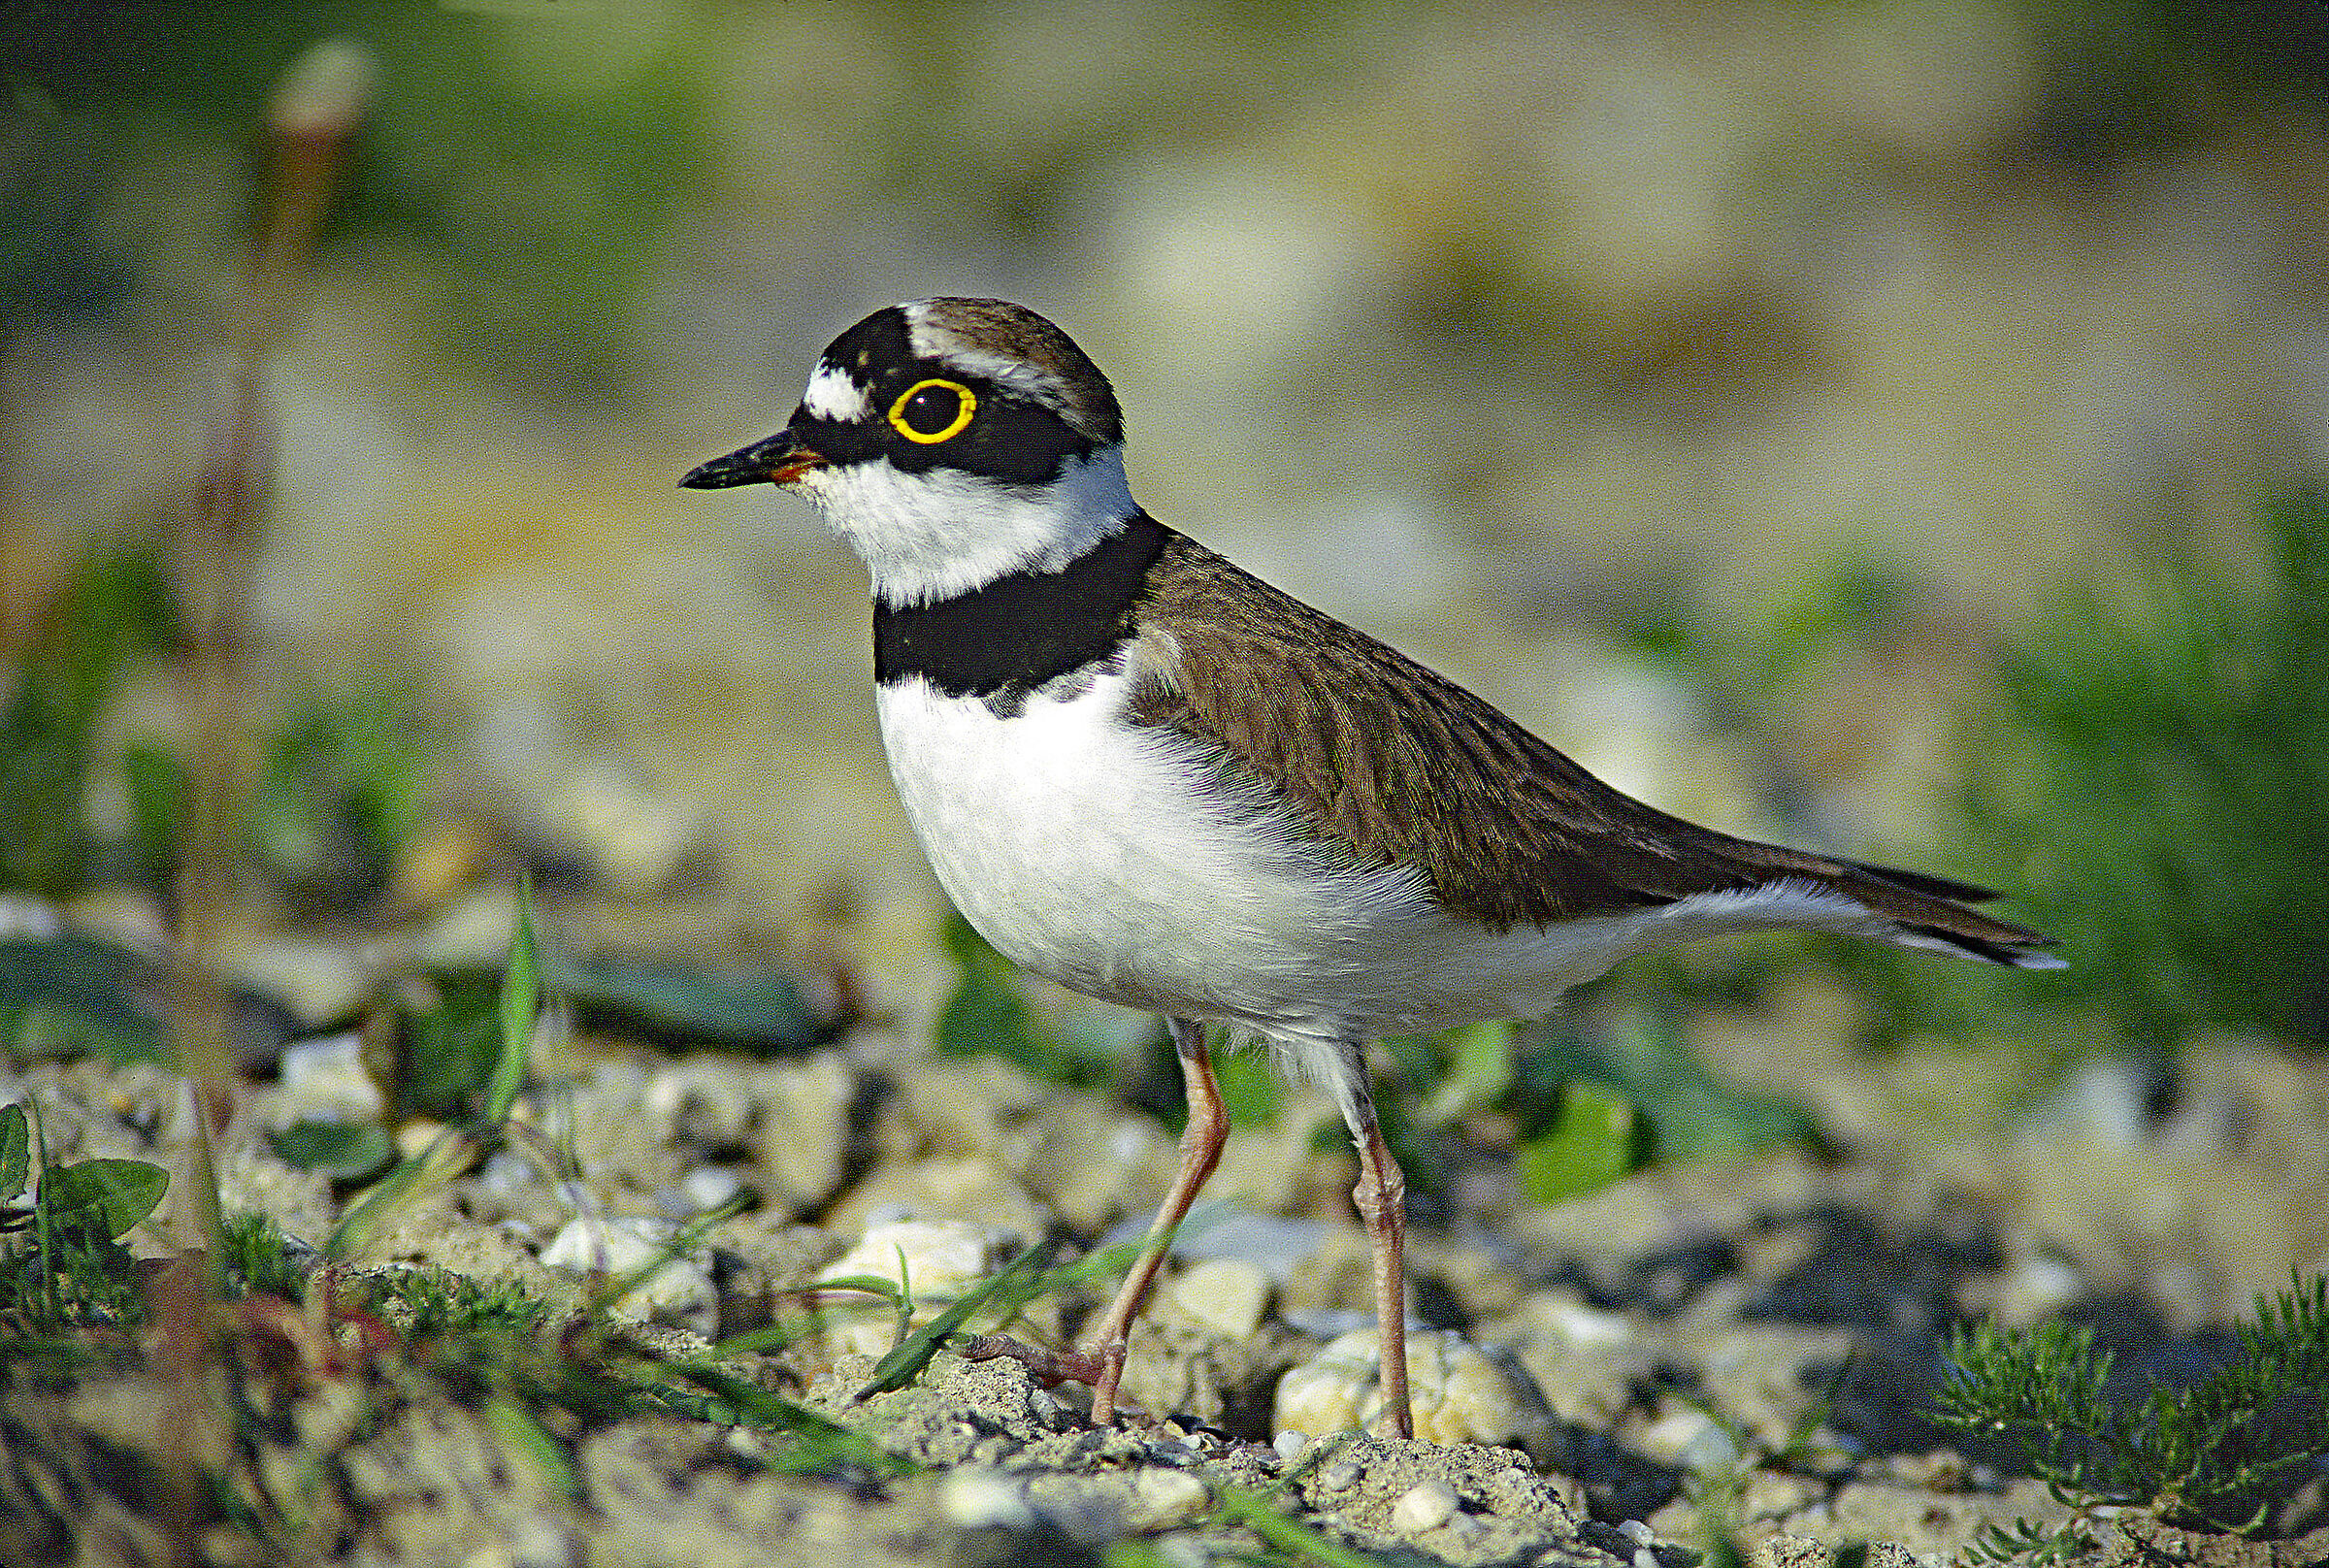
[{"left": 953, "top": 1334, "right": 1148, "bottom": 1423}]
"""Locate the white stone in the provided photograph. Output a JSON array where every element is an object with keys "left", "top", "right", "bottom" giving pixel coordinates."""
[
  {"left": 1273, "top": 1327, "right": 1521, "bottom": 1447},
  {"left": 1638, "top": 1408, "right": 1741, "bottom": 1472},
  {"left": 540, "top": 1214, "right": 714, "bottom": 1331},
  {"left": 679, "top": 1165, "right": 743, "bottom": 1211},
  {"left": 818, "top": 1218, "right": 1006, "bottom": 1356},
  {"left": 1166, "top": 1257, "right": 1271, "bottom": 1338},
  {"left": 1132, "top": 1466, "right": 1211, "bottom": 1525},
  {"left": 272, "top": 1031, "right": 384, "bottom": 1127},
  {"left": 938, "top": 1469, "right": 1033, "bottom": 1530},
  {"left": 1392, "top": 1479, "right": 1459, "bottom": 1533}
]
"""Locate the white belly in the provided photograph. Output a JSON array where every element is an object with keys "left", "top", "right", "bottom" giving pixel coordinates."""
[
  {"left": 875, "top": 671, "right": 1437, "bottom": 1027},
  {"left": 874, "top": 670, "right": 1894, "bottom": 1045}
]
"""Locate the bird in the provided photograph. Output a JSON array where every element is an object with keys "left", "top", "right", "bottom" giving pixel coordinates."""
[{"left": 681, "top": 297, "right": 2060, "bottom": 1441}]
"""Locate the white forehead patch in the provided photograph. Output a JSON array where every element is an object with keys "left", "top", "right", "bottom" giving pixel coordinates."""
[{"left": 802, "top": 360, "right": 869, "bottom": 422}]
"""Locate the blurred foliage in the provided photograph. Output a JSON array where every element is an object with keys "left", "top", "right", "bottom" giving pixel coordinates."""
[
  {"left": 1961, "top": 486, "right": 2329, "bottom": 1048},
  {"left": 1633, "top": 486, "right": 2327, "bottom": 1066},
  {"left": 0, "top": 86, "right": 133, "bottom": 330},
  {"left": 935, "top": 909, "right": 1128, "bottom": 1090},
  {"left": 1, "top": 1, "right": 708, "bottom": 397},
  {"left": 550, "top": 950, "right": 828, "bottom": 1054},
  {"left": 269, "top": 1118, "right": 396, "bottom": 1185},
  {"left": 385, "top": 970, "right": 511, "bottom": 1125},
  {"left": 250, "top": 691, "right": 426, "bottom": 919},
  {"left": 1, "top": 546, "right": 182, "bottom": 897},
  {"left": 0, "top": 932, "right": 171, "bottom": 1065},
  {"left": 1513, "top": 1080, "right": 1650, "bottom": 1206},
  {"left": 1512, "top": 1010, "right": 1826, "bottom": 1166},
  {"left": 2015, "top": 0, "right": 2329, "bottom": 170},
  {"left": 1, "top": 544, "right": 431, "bottom": 921}
]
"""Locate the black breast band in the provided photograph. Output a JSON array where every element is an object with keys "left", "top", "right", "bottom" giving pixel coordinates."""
[{"left": 872, "top": 513, "right": 1166, "bottom": 701}]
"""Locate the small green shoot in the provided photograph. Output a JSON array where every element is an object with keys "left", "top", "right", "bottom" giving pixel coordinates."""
[
  {"left": 1962, "top": 1518, "right": 2099, "bottom": 1567},
  {"left": 1931, "top": 1275, "right": 2329, "bottom": 1529},
  {"left": 327, "top": 893, "right": 543, "bottom": 1261},
  {"left": 483, "top": 889, "right": 538, "bottom": 1127},
  {"left": 855, "top": 1241, "right": 1057, "bottom": 1399},
  {"left": 372, "top": 1266, "right": 550, "bottom": 1338}
]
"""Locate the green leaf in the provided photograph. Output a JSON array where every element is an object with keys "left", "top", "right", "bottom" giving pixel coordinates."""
[
  {"left": 551, "top": 952, "right": 823, "bottom": 1051},
  {"left": 1, "top": 1102, "right": 27, "bottom": 1199},
  {"left": 43, "top": 1157, "right": 169, "bottom": 1239},
  {"left": 1418, "top": 1020, "right": 1515, "bottom": 1126},
  {"left": 268, "top": 1118, "right": 394, "bottom": 1181},
  {"left": 0, "top": 936, "right": 170, "bottom": 1065},
  {"left": 484, "top": 1396, "right": 580, "bottom": 1499},
  {"left": 1515, "top": 1083, "right": 1647, "bottom": 1205},
  {"left": 482, "top": 890, "right": 538, "bottom": 1129}
]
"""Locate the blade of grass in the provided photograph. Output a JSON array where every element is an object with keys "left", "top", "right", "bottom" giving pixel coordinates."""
[
  {"left": 323, "top": 1127, "right": 474, "bottom": 1261},
  {"left": 854, "top": 1241, "right": 1056, "bottom": 1400},
  {"left": 482, "top": 886, "right": 538, "bottom": 1130},
  {"left": 673, "top": 1361, "right": 916, "bottom": 1478},
  {"left": 1211, "top": 1486, "right": 1394, "bottom": 1568},
  {"left": 484, "top": 1395, "right": 580, "bottom": 1500},
  {"left": 581, "top": 1193, "right": 748, "bottom": 1322}
]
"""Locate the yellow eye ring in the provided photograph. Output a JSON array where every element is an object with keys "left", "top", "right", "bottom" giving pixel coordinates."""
[{"left": 887, "top": 378, "right": 976, "bottom": 443}]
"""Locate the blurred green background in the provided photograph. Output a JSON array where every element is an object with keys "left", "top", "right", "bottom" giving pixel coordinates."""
[{"left": 4, "top": 0, "right": 2326, "bottom": 1101}]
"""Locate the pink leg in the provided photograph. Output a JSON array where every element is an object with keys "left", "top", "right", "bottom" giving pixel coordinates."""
[
  {"left": 1349, "top": 1104, "right": 1413, "bottom": 1438},
  {"left": 1086, "top": 1017, "right": 1227, "bottom": 1423},
  {"left": 958, "top": 1018, "right": 1225, "bottom": 1421},
  {"left": 1322, "top": 1040, "right": 1412, "bottom": 1440}
]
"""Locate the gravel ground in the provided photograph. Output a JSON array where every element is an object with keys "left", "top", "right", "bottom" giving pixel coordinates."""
[{"left": 5, "top": 939, "right": 2325, "bottom": 1568}]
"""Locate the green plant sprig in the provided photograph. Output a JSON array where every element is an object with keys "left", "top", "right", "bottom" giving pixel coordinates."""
[{"left": 1931, "top": 1274, "right": 2329, "bottom": 1531}]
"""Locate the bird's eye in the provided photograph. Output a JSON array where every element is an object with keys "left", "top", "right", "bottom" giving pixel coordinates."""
[{"left": 887, "top": 378, "right": 976, "bottom": 443}]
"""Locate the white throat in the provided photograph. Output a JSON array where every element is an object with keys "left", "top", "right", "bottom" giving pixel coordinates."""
[{"left": 796, "top": 445, "right": 1139, "bottom": 605}]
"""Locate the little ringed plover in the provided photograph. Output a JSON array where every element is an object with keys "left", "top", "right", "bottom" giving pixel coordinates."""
[{"left": 682, "top": 297, "right": 2060, "bottom": 1440}]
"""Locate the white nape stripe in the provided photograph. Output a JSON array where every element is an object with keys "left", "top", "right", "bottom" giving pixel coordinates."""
[
  {"left": 902, "top": 300, "right": 1075, "bottom": 416},
  {"left": 802, "top": 361, "right": 868, "bottom": 422},
  {"left": 797, "top": 446, "right": 1138, "bottom": 606}
]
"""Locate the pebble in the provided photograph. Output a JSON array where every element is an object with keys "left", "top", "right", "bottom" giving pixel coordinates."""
[
  {"left": 937, "top": 1468, "right": 1033, "bottom": 1530},
  {"left": 1637, "top": 1407, "right": 1740, "bottom": 1472},
  {"left": 1165, "top": 1256, "right": 1271, "bottom": 1337},
  {"left": 1132, "top": 1466, "right": 1210, "bottom": 1525},
  {"left": 817, "top": 1217, "right": 1006, "bottom": 1356},
  {"left": 1391, "top": 1479, "right": 1458, "bottom": 1533},
  {"left": 1272, "top": 1429, "right": 1311, "bottom": 1465},
  {"left": 540, "top": 1215, "right": 714, "bottom": 1331},
  {"left": 476, "top": 1151, "right": 536, "bottom": 1194},
  {"left": 1274, "top": 1327, "right": 1521, "bottom": 1446},
  {"left": 1316, "top": 1458, "right": 1362, "bottom": 1493},
  {"left": 679, "top": 1166, "right": 743, "bottom": 1212},
  {"left": 273, "top": 1031, "right": 385, "bottom": 1127}
]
